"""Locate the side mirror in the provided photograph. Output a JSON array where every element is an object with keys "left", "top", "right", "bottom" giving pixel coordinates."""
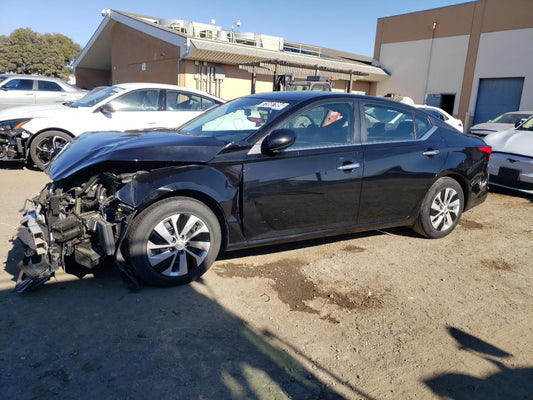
[
  {"left": 98, "top": 102, "right": 115, "bottom": 114},
  {"left": 515, "top": 118, "right": 526, "bottom": 128},
  {"left": 261, "top": 129, "right": 296, "bottom": 155}
]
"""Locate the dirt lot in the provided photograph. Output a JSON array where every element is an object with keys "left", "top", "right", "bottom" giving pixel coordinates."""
[{"left": 0, "top": 164, "right": 532, "bottom": 400}]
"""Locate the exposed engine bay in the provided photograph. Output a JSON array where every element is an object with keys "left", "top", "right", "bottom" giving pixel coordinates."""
[
  {"left": 16, "top": 172, "right": 137, "bottom": 292},
  {"left": 0, "top": 127, "right": 28, "bottom": 162}
]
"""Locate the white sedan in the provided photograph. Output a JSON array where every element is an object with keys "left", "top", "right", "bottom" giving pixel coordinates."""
[
  {"left": 414, "top": 104, "right": 464, "bottom": 132},
  {"left": 0, "top": 83, "right": 224, "bottom": 169},
  {"left": 484, "top": 116, "right": 533, "bottom": 195}
]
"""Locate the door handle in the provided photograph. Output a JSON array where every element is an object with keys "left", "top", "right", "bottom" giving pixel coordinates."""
[
  {"left": 337, "top": 162, "right": 360, "bottom": 171},
  {"left": 423, "top": 149, "right": 440, "bottom": 157}
]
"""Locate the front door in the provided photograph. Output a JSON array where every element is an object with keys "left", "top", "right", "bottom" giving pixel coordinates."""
[{"left": 242, "top": 100, "right": 362, "bottom": 241}]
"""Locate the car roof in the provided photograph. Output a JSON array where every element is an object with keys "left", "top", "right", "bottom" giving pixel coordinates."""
[
  {"left": 244, "top": 91, "right": 377, "bottom": 102},
  {"left": 414, "top": 104, "right": 450, "bottom": 113},
  {"left": 501, "top": 111, "right": 533, "bottom": 115},
  {"left": 0, "top": 73, "right": 65, "bottom": 82}
]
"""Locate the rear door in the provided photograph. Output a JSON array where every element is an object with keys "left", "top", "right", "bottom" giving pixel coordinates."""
[
  {"left": 358, "top": 100, "right": 447, "bottom": 226},
  {"left": 242, "top": 100, "right": 363, "bottom": 241},
  {"left": 35, "top": 80, "right": 69, "bottom": 104}
]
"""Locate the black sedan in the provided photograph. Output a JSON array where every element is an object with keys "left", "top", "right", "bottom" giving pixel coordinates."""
[{"left": 16, "top": 92, "right": 491, "bottom": 292}]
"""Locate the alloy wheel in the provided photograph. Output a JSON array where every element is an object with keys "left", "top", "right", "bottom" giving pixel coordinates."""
[{"left": 146, "top": 213, "right": 211, "bottom": 277}]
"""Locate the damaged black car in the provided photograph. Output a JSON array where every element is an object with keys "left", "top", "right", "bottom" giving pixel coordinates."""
[{"left": 16, "top": 92, "right": 491, "bottom": 292}]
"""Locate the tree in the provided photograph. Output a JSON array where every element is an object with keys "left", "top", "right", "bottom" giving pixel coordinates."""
[{"left": 0, "top": 28, "right": 82, "bottom": 80}]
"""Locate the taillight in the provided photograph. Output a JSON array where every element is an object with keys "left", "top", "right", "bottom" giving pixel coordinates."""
[{"left": 478, "top": 146, "right": 492, "bottom": 159}]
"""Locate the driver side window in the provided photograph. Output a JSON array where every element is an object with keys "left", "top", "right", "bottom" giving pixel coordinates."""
[{"left": 281, "top": 101, "right": 354, "bottom": 149}]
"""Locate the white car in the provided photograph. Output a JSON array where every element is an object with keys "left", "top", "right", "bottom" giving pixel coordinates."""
[
  {"left": 0, "top": 74, "right": 87, "bottom": 110},
  {"left": 469, "top": 111, "right": 533, "bottom": 137},
  {"left": 414, "top": 105, "right": 464, "bottom": 132},
  {"left": 0, "top": 83, "right": 224, "bottom": 169},
  {"left": 483, "top": 116, "right": 533, "bottom": 195}
]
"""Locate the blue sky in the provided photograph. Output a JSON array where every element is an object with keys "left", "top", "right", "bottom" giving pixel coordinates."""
[{"left": 0, "top": 0, "right": 465, "bottom": 57}]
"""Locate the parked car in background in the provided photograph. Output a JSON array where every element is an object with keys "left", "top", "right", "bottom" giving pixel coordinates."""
[
  {"left": 0, "top": 83, "right": 224, "bottom": 169},
  {"left": 415, "top": 105, "right": 464, "bottom": 132},
  {"left": 0, "top": 74, "right": 87, "bottom": 110},
  {"left": 469, "top": 111, "right": 533, "bottom": 137},
  {"left": 483, "top": 116, "right": 533, "bottom": 195},
  {"left": 15, "top": 91, "right": 491, "bottom": 292}
]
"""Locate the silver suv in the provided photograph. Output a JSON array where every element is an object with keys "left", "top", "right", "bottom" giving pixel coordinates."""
[{"left": 0, "top": 74, "right": 87, "bottom": 110}]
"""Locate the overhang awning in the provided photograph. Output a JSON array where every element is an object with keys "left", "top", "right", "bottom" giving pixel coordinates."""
[{"left": 184, "top": 39, "right": 388, "bottom": 82}]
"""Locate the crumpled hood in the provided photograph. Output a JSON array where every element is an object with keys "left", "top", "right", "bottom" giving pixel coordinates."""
[
  {"left": 483, "top": 128, "right": 533, "bottom": 157},
  {"left": 469, "top": 122, "right": 513, "bottom": 134},
  {"left": 0, "top": 103, "right": 75, "bottom": 120},
  {"left": 48, "top": 130, "right": 228, "bottom": 180}
]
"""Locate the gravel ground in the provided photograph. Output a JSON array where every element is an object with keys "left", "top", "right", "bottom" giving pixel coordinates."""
[{"left": 0, "top": 164, "right": 532, "bottom": 400}]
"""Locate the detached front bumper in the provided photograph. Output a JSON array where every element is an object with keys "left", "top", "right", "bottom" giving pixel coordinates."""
[{"left": 16, "top": 203, "right": 59, "bottom": 292}]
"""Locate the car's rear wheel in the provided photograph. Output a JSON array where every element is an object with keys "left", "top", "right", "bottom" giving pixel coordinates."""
[
  {"left": 29, "top": 130, "right": 72, "bottom": 170},
  {"left": 126, "top": 197, "right": 221, "bottom": 287},
  {"left": 413, "top": 177, "right": 464, "bottom": 239}
]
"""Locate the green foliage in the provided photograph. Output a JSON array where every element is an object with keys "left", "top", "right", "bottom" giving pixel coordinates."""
[{"left": 0, "top": 28, "right": 82, "bottom": 80}]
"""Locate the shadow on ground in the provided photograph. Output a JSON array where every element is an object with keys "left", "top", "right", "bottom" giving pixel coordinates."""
[
  {"left": 1, "top": 241, "right": 373, "bottom": 400},
  {"left": 424, "top": 327, "right": 533, "bottom": 400}
]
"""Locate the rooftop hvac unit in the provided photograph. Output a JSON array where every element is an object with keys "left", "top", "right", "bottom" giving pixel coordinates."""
[
  {"left": 158, "top": 19, "right": 190, "bottom": 34},
  {"left": 234, "top": 32, "right": 256, "bottom": 45},
  {"left": 191, "top": 22, "right": 221, "bottom": 39}
]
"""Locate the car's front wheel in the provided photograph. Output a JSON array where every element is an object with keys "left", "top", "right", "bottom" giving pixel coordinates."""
[
  {"left": 125, "top": 197, "right": 221, "bottom": 287},
  {"left": 413, "top": 177, "right": 464, "bottom": 239},
  {"left": 29, "top": 130, "right": 72, "bottom": 170}
]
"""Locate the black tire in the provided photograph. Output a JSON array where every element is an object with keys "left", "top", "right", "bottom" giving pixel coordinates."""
[
  {"left": 413, "top": 177, "right": 464, "bottom": 239},
  {"left": 29, "top": 130, "right": 72, "bottom": 170},
  {"left": 125, "top": 197, "right": 221, "bottom": 287}
]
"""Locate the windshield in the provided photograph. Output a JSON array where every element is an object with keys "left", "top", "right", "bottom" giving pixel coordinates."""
[
  {"left": 491, "top": 112, "right": 531, "bottom": 124},
  {"left": 0, "top": 75, "right": 9, "bottom": 85},
  {"left": 179, "top": 97, "right": 296, "bottom": 142},
  {"left": 70, "top": 86, "right": 124, "bottom": 108}
]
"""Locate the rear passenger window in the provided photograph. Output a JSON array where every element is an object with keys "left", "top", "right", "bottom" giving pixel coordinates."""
[
  {"left": 363, "top": 103, "right": 416, "bottom": 142},
  {"left": 38, "top": 81, "right": 62, "bottom": 91},
  {"left": 166, "top": 91, "right": 220, "bottom": 111},
  {"left": 415, "top": 114, "right": 432, "bottom": 137}
]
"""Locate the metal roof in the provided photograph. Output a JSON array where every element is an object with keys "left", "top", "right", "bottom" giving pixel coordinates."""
[
  {"left": 74, "top": 10, "right": 388, "bottom": 83},
  {"left": 184, "top": 39, "right": 388, "bottom": 81}
]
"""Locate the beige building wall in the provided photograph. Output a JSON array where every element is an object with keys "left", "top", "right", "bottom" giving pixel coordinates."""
[
  {"left": 378, "top": 35, "right": 469, "bottom": 114},
  {"left": 374, "top": 0, "right": 533, "bottom": 126},
  {"left": 470, "top": 28, "right": 533, "bottom": 113}
]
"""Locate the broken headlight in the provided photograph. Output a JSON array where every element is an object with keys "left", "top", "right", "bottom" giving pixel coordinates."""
[{"left": 0, "top": 118, "right": 32, "bottom": 135}]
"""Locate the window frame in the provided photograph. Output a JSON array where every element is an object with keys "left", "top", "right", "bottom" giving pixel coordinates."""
[
  {"left": 37, "top": 80, "right": 64, "bottom": 92},
  {"left": 359, "top": 100, "right": 433, "bottom": 144},
  {"left": 276, "top": 99, "right": 358, "bottom": 151}
]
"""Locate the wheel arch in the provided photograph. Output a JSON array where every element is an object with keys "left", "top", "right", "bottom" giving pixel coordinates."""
[
  {"left": 438, "top": 171, "right": 469, "bottom": 204},
  {"left": 136, "top": 189, "right": 231, "bottom": 252},
  {"left": 115, "top": 165, "right": 241, "bottom": 253},
  {"left": 26, "top": 128, "right": 74, "bottom": 155}
]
